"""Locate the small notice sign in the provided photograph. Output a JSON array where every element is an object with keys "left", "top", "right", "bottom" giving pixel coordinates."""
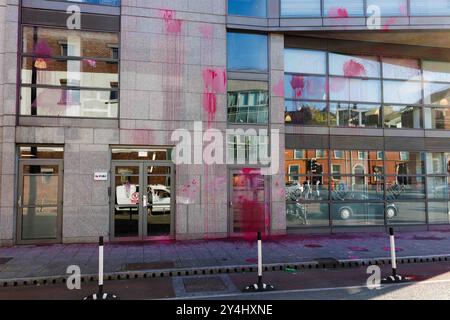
[{"left": 94, "top": 172, "right": 108, "bottom": 181}]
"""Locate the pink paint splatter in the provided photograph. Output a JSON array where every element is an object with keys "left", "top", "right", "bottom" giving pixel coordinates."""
[
  {"left": 33, "top": 40, "right": 52, "bottom": 57},
  {"left": 83, "top": 59, "right": 97, "bottom": 68},
  {"left": 290, "top": 75, "right": 305, "bottom": 98},
  {"left": 382, "top": 17, "right": 397, "bottom": 32},
  {"left": 202, "top": 68, "right": 227, "bottom": 126},
  {"left": 400, "top": 3, "right": 408, "bottom": 15},
  {"left": 272, "top": 79, "right": 284, "bottom": 97},
  {"left": 160, "top": 9, "right": 182, "bottom": 34},
  {"left": 328, "top": 7, "right": 349, "bottom": 18},
  {"left": 199, "top": 24, "right": 214, "bottom": 39},
  {"left": 343, "top": 60, "right": 366, "bottom": 77}
]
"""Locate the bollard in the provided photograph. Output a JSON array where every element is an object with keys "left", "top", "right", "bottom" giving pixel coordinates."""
[
  {"left": 381, "top": 228, "right": 408, "bottom": 284},
  {"left": 84, "top": 237, "right": 119, "bottom": 300},
  {"left": 244, "top": 232, "right": 275, "bottom": 292}
]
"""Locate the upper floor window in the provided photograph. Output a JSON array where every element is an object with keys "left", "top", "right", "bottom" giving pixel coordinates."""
[
  {"left": 20, "top": 27, "right": 119, "bottom": 118},
  {"left": 227, "top": 32, "right": 268, "bottom": 72},
  {"left": 63, "top": 0, "right": 120, "bottom": 6},
  {"left": 281, "top": 0, "right": 321, "bottom": 17},
  {"left": 228, "top": 0, "right": 267, "bottom": 17},
  {"left": 227, "top": 80, "right": 269, "bottom": 124},
  {"left": 410, "top": 0, "right": 450, "bottom": 16}
]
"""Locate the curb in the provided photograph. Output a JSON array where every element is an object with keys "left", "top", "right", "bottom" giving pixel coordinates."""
[{"left": 1, "top": 254, "right": 450, "bottom": 288}]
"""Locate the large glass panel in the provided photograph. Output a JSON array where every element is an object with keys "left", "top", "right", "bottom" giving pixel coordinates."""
[
  {"left": 285, "top": 176, "right": 329, "bottom": 201},
  {"left": 426, "top": 152, "right": 447, "bottom": 174},
  {"left": 366, "top": 0, "right": 408, "bottom": 16},
  {"left": 227, "top": 134, "right": 269, "bottom": 165},
  {"left": 424, "top": 82, "right": 450, "bottom": 105},
  {"left": 410, "top": 0, "right": 450, "bottom": 16},
  {"left": 383, "top": 105, "right": 422, "bottom": 129},
  {"left": 382, "top": 58, "right": 421, "bottom": 80},
  {"left": 329, "top": 54, "right": 380, "bottom": 78},
  {"left": 329, "top": 78, "right": 381, "bottom": 103},
  {"left": 285, "top": 75, "right": 327, "bottom": 100},
  {"left": 227, "top": 32, "right": 268, "bottom": 71},
  {"left": 331, "top": 203, "right": 385, "bottom": 226},
  {"left": 63, "top": 0, "right": 120, "bottom": 5},
  {"left": 114, "top": 170, "right": 140, "bottom": 238},
  {"left": 428, "top": 202, "right": 450, "bottom": 224},
  {"left": 385, "top": 152, "right": 425, "bottom": 175},
  {"left": 23, "top": 175, "right": 59, "bottom": 206},
  {"left": 423, "top": 61, "right": 450, "bottom": 82},
  {"left": 284, "top": 49, "right": 326, "bottom": 74},
  {"left": 385, "top": 176, "right": 425, "bottom": 199},
  {"left": 281, "top": 0, "right": 321, "bottom": 17},
  {"left": 228, "top": 0, "right": 267, "bottom": 17},
  {"left": 23, "top": 27, "right": 119, "bottom": 59},
  {"left": 323, "top": 0, "right": 364, "bottom": 17},
  {"left": 330, "top": 103, "right": 381, "bottom": 127},
  {"left": 427, "top": 177, "right": 448, "bottom": 199},
  {"left": 331, "top": 175, "right": 384, "bottom": 201},
  {"left": 22, "top": 57, "right": 119, "bottom": 89},
  {"left": 387, "top": 201, "right": 426, "bottom": 224},
  {"left": 146, "top": 175, "right": 172, "bottom": 237},
  {"left": 112, "top": 149, "right": 171, "bottom": 161},
  {"left": 285, "top": 100, "right": 328, "bottom": 125},
  {"left": 22, "top": 207, "right": 58, "bottom": 240},
  {"left": 285, "top": 149, "right": 329, "bottom": 173},
  {"left": 20, "top": 146, "right": 64, "bottom": 159},
  {"left": 286, "top": 203, "right": 329, "bottom": 228},
  {"left": 20, "top": 87, "right": 118, "bottom": 118},
  {"left": 227, "top": 80, "right": 269, "bottom": 124},
  {"left": 383, "top": 80, "right": 422, "bottom": 104},
  {"left": 424, "top": 107, "right": 450, "bottom": 129}
]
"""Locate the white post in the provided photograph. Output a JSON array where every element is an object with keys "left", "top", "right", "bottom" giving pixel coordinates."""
[
  {"left": 389, "top": 228, "right": 397, "bottom": 276},
  {"left": 99, "top": 236, "right": 104, "bottom": 295}
]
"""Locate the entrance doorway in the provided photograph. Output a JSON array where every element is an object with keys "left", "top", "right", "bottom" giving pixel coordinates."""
[
  {"left": 17, "top": 146, "right": 64, "bottom": 244},
  {"left": 229, "top": 169, "right": 270, "bottom": 236},
  {"left": 111, "top": 161, "right": 174, "bottom": 240}
]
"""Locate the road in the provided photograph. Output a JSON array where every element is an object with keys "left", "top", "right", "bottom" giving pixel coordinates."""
[{"left": 0, "top": 261, "right": 449, "bottom": 300}]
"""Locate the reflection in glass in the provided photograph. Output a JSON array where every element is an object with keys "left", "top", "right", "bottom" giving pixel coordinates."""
[
  {"left": 285, "top": 101, "right": 328, "bottom": 125},
  {"left": 285, "top": 176, "right": 329, "bottom": 201},
  {"left": 323, "top": 0, "right": 364, "bottom": 17},
  {"left": 424, "top": 107, "right": 450, "bottom": 129},
  {"left": 330, "top": 102, "right": 381, "bottom": 127},
  {"left": 427, "top": 177, "right": 448, "bottom": 199},
  {"left": 424, "top": 82, "right": 450, "bottom": 105},
  {"left": 227, "top": 32, "right": 268, "bottom": 71},
  {"left": 383, "top": 80, "right": 422, "bottom": 104},
  {"left": 428, "top": 202, "right": 450, "bottom": 224},
  {"left": 382, "top": 58, "right": 420, "bottom": 80},
  {"left": 228, "top": 80, "right": 269, "bottom": 124},
  {"left": 114, "top": 174, "right": 140, "bottom": 238},
  {"left": 285, "top": 75, "right": 327, "bottom": 100},
  {"left": 329, "top": 78, "right": 381, "bottom": 103},
  {"left": 385, "top": 152, "right": 425, "bottom": 175},
  {"left": 147, "top": 175, "right": 172, "bottom": 237},
  {"left": 329, "top": 54, "right": 380, "bottom": 78},
  {"left": 281, "top": 0, "right": 321, "bottom": 17},
  {"left": 20, "top": 147, "right": 64, "bottom": 159},
  {"left": 410, "top": 0, "right": 450, "bottom": 16},
  {"left": 387, "top": 201, "right": 426, "bottom": 224},
  {"left": 385, "top": 176, "right": 425, "bottom": 200},
  {"left": 331, "top": 175, "right": 384, "bottom": 201},
  {"left": 426, "top": 152, "right": 447, "bottom": 174},
  {"left": 228, "top": 0, "right": 267, "bottom": 17},
  {"left": 286, "top": 203, "right": 329, "bottom": 228},
  {"left": 284, "top": 49, "right": 326, "bottom": 74},
  {"left": 423, "top": 60, "right": 450, "bottom": 82},
  {"left": 22, "top": 207, "right": 58, "bottom": 240},
  {"left": 383, "top": 105, "right": 422, "bottom": 129},
  {"left": 331, "top": 203, "right": 385, "bottom": 226},
  {"left": 367, "top": 0, "right": 408, "bottom": 16}
]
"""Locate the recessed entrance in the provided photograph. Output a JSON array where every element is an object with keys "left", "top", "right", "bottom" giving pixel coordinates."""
[{"left": 111, "top": 148, "right": 174, "bottom": 241}]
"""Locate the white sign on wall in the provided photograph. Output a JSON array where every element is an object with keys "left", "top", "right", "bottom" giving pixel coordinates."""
[{"left": 94, "top": 172, "right": 108, "bottom": 181}]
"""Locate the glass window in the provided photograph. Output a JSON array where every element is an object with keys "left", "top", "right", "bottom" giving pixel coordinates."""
[
  {"left": 424, "top": 107, "right": 450, "bottom": 129},
  {"left": 383, "top": 80, "right": 422, "bottom": 104},
  {"left": 284, "top": 49, "right": 326, "bottom": 74},
  {"left": 410, "top": 0, "right": 450, "bottom": 16},
  {"left": 285, "top": 149, "right": 329, "bottom": 174},
  {"left": 366, "top": 0, "right": 408, "bottom": 16},
  {"left": 428, "top": 202, "right": 450, "bottom": 224},
  {"left": 385, "top": 176, "right": 425, "bottom": 199},
  {"left": 383, "top": 105, "right": 422, "bottom": 129},
  {"left": 329, "top": 54, "right": 380, "bottom": 78},
  {"left": 227, "top": 32, "right": 268, "bottom": 71},
  {"left": 330, "top": 78, "right": 381, "bottom": 103},
  {"left": 330, "top": 103, "right": 381, "bottom": 127},
  {"left": 63, "top": 0, "right": 120, "bottom": 5},
  {"left": 21, "top": 26, "right": 119, "bottom": 118},
  {"left": 387, "top": 201, "right": 426, "bottom": 224},
  {"left": 331, "top": 203, "right": 385, "bottom": 226},
  {"left": 424, "top": 82, "right": 450, "bottom": 105},
  {"left": 382, "top": 58, "right": 421, "bottom": 80},
  {"left": 423, "top": 61, "right": 450, "bottom": 82},
  {"left": 426, "top": 153, "right": 447, "bottom": 174},
  {"left": 281, "top": 0, "right": 321, "bottom": 17},
  {"left": 227, "top": 80, "right": 269, "bottom": 124},
  {"left": 385, "top": 152, "right": 425, "bottom": 175},
  {"left": 285, "top": 101, "right": 328, "bottom": 126},
  {"left": 323, "top": 0, "right": 364, "bottom": 17},
  {"left": 287, "top": 203, "right": 330, "bottom": 228},
  {"left": 427, "top": 177, "right": 448, "bottom": 199},
  {"left": 228, "top": 0, "right": 267, "bottom": 17},
  {"left": 285, "top": 75, "right": 327, "bottom": 100},
  {"left": 19, "top": 146, "right": 64, "bottom": 159},
  {"left": 294, "top": 150, "right": 305, "bottom": 159},
  {"left": 227, "top": 134, "right": 268, "bottom": 164},
  {"left": 286, "top": 176, "right": 330, "bottom": 201}
]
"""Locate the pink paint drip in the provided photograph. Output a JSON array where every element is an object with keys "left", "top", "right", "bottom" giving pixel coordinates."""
[
  {"left": 290, "top": 75, "right": 305, "bottom": 98},
  {"left": 199, "top": 24, "right": 214, "bottom": 39},
  {"left": 328, "top": 7, "right": 349, "bottom": 18},
  {"left": 202, "top": 68, "right": 227, "bottom": 126},
  {"left": 272, "top": 79, "right": 284, "bottom": 97},
  {"left": 343, "top": 59, "right": 366, "bottom": 77},
  {"left": 160, "top": 9, "right": 182, "bottom": 34},
  {"left": 382, "top": 17, "right": 397, "bottom": 32}
]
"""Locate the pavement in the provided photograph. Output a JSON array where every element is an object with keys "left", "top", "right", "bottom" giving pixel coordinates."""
[{"left": 1, "top": 230, "right": 450, "bottom": 282}]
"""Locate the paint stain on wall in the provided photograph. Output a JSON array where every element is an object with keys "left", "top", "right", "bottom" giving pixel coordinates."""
[
  {"left": 202, "top": 68, "right": 227, "bottom": 126},
  {"left": 272, "top": 78, "right": 285, "bottom": 97},
  {"left": 343, "top": 59, "right": 366, "bottom": 77},
  {"left": 160, "top": 9, "right": 182, "bottom": 34}
]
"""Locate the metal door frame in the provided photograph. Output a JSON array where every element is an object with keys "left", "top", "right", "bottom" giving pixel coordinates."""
[
  {"left": 228, "top": 168, "right": 271, "bottom": 237},
  {"left": 110, "top": 161, "right": 175, "bottom": 241},
  {"left": 16, "top": 159, "right": 64, "bottom": 245}
]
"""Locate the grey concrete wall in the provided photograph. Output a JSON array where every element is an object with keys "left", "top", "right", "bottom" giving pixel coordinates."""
[{"left": 0, "top": 0, "right": 18, "bottom": 246}]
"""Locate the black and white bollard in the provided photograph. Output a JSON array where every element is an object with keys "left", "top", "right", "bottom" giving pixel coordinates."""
[
  {"left": 84, "top": 237, "right": 118, "bottom": 300},
  {"left": 244, "top": 232, "right": 275, "bottom": 292},
  {"left": 381, "top": 228, "right": 408, "bottom": 284}
]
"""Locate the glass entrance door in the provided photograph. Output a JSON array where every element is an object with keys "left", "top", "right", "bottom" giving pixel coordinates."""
[
  {"left": 112, "top": 162, "right": 174, "bottom": 240},
  {"left": 229, "top": 169, "right": 270, "bottom": 236},
  {"left": 17, "top": 160, "right": 63, "bottom": 244}
]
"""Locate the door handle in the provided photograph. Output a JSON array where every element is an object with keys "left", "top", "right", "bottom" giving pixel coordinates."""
[
  {"left": 229, "top": 201, "right": 233, "bottom": 207},
  {"left": 18, "top": 195, "right": 22, "bottom": 208}
]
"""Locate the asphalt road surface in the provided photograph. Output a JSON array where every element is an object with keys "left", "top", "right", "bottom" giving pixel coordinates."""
[{"left": 0, "top": 261, "right": 449, "bottom": 300}]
